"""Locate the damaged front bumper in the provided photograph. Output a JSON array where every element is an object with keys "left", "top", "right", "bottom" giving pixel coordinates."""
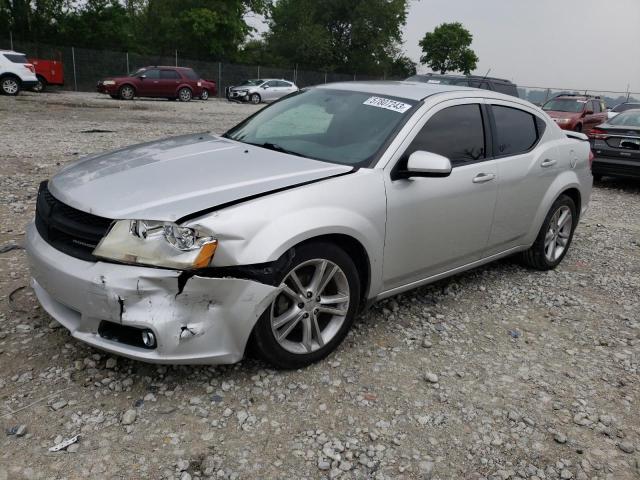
[{"left": 25, "top": 222, "right": 278, "bottom": 364}]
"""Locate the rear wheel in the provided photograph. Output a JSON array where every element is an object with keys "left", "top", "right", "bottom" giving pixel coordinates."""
[
  {"left": 1, "top": 76, "right": 20, "bottom": 96},
  {"left": 251, "top": 242, "right": 361, "bottom": 369},
  {"left": 32, "top": 75, "right": 46, "bottom": 92},
  {"left": 200, "top": 89, "right": 209, "bottom": 101},
  {"left": 521, "top": 195, "right": 577, "bottom": 270},
  {"left": 119, "top": 85, "right": 135, "bottom": 100},
  {"left": 178, "top": 87, "right": 192, "bottom": 102}
]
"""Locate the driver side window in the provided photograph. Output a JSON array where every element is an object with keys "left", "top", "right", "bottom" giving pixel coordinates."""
[{"left": 404, "top": 104, "right": 486, "bottom": 166}]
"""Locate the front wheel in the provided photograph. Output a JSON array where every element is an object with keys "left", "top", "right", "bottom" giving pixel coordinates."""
[
  {"left": 119, "top": 85, "right": 135, "bottom": 100},
  {"left": 249, "top": 93, "right": 261, "bottom": 104},
  {"left": 178, "top": 87, "right": 192, "bottom": 102},
  {"left": 200, "top": 89, "right": 209, "bottom": 101},
  {"left": 251, "top": 242, "right": 361, "bottom": 369},
  {"left": 1, "top": 76, "right": 20, "bottom": 96},
  {"left": 521, "top": 195, "right": 577, "bottom": 270}
]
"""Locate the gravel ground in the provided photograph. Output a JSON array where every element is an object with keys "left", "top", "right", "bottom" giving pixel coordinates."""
[{"left": 0, "top": 91, "right": 639, "bottom": 480}]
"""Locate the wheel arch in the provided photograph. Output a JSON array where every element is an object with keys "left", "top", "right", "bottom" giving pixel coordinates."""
[
  {"left": 560, "top": 187, "right": 581, "bottom": 220},
  {"left": 119, "top": 82, "right": 136, "bottom": 93},
  {"left": 293, "top": 234, "right": 371, "bottom": 307}
]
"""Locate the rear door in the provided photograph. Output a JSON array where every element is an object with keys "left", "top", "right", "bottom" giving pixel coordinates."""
[
  {"left": 383, "top": 99, "right": 498, "bottom": 290},
  {"left": 484, "top": 101, "right": 558, "bottom": 255},
  {"left": 158, "top": 69, "right": 181, "bottom": 97}
]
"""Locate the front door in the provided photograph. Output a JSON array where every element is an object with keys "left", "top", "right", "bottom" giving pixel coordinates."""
[
  {"left": 137, "top": 68, "right": 160, "bottom": 96},
  {"left": 158, "top": 69, "right": 182, "bottom": 97},
  {"left": 383, "top": 100, "right": 498, "bottom": 291}
]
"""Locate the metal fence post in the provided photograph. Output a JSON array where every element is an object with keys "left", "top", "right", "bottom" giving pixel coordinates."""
[
  {"left": 126, "top": 52, "right": 129, "bottom": 74},
  {"left": 257, "top": 65, "right": 260, "bottom": 78},
  {"left": 218, "top": 62, "right": 222, "bottom": 98},
  {"left": 71, "top": 47, "right": 78, "bottom": 91},
  {"left": 9, "top": 30, "right": 13, "bottom": 50},
  {"left": 175, "top": 50, "right": 178, "bottom": 67},
  {"left": 324, "top": 72, "right": 327, "bottom": 84}
]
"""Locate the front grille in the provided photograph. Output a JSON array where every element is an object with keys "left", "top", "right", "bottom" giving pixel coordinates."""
[{"left": 35, "top": 181, "right": 113, "bottom": 261}]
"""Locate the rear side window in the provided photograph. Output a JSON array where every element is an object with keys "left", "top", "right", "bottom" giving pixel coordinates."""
[
  {"left": 3, "top": 54, "right": 27, "bottom": 63},
  {"left": 492, "top": 106, "right": 541, "bottom": 156},
  {"left": 160, "top": 70, "right": 180, "bottom": 79},
  {"left": 276, "top": 80, "right": 292, "bottom": 87},
  {"left": 183, "top": 69, "right": 199, "bottom": 80},
  {"left": 407, "top": 104, "right": 486, "bottom": 165}
]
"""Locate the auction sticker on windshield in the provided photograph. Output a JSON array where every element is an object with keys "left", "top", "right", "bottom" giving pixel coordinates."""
[{"left": 363, "top": 96, "right": 412, "bottom": 113}]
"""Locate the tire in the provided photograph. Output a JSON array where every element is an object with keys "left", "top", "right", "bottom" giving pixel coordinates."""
[
  {"left": 1, "top": 76, "right": 21, "bottom": 96},
  {"left": 178, "top": 87, "right": 192, "bottom": 102},
  {"left": 32, "top": 76, "right": 46, "bottom": 92},
  {"left": 521, "top": 194, "right": 577, "bottom": 271},
  {"left": 251, "top": 242, "right": 361, "bottom": 369},
  {"left": 249, "top": 93, "right": 261, "bottom": 104},
  {"left": 200, "top": 89, "right": 209, "bottom": 101},
  {"left": 119, "top": 84, "right": 135, "bottom": 100}
]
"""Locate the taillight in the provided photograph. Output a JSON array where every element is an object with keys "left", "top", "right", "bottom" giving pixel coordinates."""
[
  {"left": 24, "top": 63, "right": 35, "bottom": 73},
  {"left": 588, "top": 150, "right": 594, "bottom": 169},
  {"left": 590, "top": 128, "right": 607, "bottom": 140}
]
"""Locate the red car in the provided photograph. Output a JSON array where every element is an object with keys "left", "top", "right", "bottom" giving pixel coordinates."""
[
  {"left": 28, "top": 57, "right": 64, "bottom": 92},
  {"left": 198, "top": 79, "right": 217, "bottom": 100},
  {"left": 542, "top": 94, "right": 608, "bottom": 135},
  {"left": 97, "top": 66, "right": 207, "bottom": 102}
]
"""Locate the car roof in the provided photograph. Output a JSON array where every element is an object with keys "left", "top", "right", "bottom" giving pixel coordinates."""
[
  {"left": 410, "top": 73, "right": 515, "bottom": 84},
  {"left": 317, "top": 80, "right": 519, "bottom": 102},
  {"left": 0, "top": 50, "right": 24, "bottom": 55}
]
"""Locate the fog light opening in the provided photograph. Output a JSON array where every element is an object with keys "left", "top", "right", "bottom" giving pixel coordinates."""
[{"left": 141, "top": 330, "right": 156, "bottom": 348}]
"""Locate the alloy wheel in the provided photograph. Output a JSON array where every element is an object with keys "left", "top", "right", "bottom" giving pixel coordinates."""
[
  {"left": 120, "top": 86, "right": 134, "bottom": 100},
  {"left": 544, "top": 205, "right": 572, "bottom": 262},
  {"left": 250, "top": 94, "right": 260, "bottom": 104},
  {"left": 2, "top": 78, "right": 19, "bottom": 95},
  {"left": 200, "top": 89, "right": 209, "bottom": 100},
  {"left": 270, "top": 259, "right": 350, "bottom": 354},
  {"left": 179, "top": 88, "right": 192, "bottom": 102}
]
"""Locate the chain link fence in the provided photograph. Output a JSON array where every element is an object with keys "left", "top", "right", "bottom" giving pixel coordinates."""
[
  {"left": 1, "top": 40, "right": 384, "bottom": 95},
  {"left": 518, "top": 85, "right": 640, "bottom": 108}
]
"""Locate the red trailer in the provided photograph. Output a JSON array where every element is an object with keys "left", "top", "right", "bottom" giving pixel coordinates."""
[{"left": 28, "top": 57, "right": 64, "bottom": 92}]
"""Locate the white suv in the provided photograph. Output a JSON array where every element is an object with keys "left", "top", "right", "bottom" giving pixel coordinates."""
[{"left": 0, "top": 50, "right": 38, "bottom": 95}]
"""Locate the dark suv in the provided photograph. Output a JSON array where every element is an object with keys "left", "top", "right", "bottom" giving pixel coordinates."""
[
  {"left": 541, "top": 94, "right": 607, "bottom": 135},
  {"left": 406, "top": 73, "right": 519, "bottom": 97},
  {"left": 97, "top": 66, "right": 207, "bottom": 102}
]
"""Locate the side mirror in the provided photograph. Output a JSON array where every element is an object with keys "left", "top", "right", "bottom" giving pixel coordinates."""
[
  {"left": 394, "top": 151, "right": 452, "bottom": 180},
  {"left": 262, "top": 85, "right": 269, "bottom": 89},
  {"left": 139, "top": 74, "right": 146, "bottom": 80}
]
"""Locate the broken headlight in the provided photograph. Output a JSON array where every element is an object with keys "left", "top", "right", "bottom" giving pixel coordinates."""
[{"left": 93, "top": 220, "right": 217, "bottom": 270}]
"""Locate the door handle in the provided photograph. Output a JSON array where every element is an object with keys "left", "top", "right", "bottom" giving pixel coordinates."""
[
  {"left": 472, "top": 173, "right": 495, "bottom": 183},
  {"left": 541, "top": 159, "right": 557, "bottom": 168}
]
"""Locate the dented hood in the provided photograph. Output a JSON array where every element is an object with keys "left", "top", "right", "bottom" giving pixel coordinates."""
[{"left": 48, "top": 133, "right": 352, "bottom": 221}]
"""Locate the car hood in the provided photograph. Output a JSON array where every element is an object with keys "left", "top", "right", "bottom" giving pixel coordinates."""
[
  {"left": 544, "top": 110, "right": 581, "bottom": 119},
  {"left": 48, "top": 133, "right": 353, "bottom": 222},
  {"left": 231, "top": 85, "right": 259, "bottom": 91}
]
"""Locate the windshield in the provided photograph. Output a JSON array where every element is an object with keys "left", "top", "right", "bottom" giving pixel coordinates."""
[
  {"left": 224, "top": 88, "right": 417, "bottom": 167},
  {"left": 609, "top": 110, "right": 640, "bottom": 126},
  {"left": 240, "top": 79, "right": 264, "bottom": 86},
  {"left": 130, "top": 68, "right": 146, "bottom": 77},
  {"left": 542, "top": 99, "right": 585, "bottom": 113}
]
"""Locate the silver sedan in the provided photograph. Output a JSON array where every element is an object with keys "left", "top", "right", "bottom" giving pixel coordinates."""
[
  {"left": 26, "top": 81, "right": 592, "bottom": 368},
  {"left": 227, "top": 78, "right": 298, "bottom": 104}
]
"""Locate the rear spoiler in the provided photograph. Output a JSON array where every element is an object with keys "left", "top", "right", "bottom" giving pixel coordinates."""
[{"left": 565, "top": 131, "right": 589, "bottom": 142}]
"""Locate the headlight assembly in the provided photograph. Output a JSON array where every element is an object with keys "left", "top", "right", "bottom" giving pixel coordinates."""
[
  {"left": 93, "top": 220, "right": 217, "bottom": 270},
  {"left": 102, "top": 80, "right": 116, "bottom": 86}
]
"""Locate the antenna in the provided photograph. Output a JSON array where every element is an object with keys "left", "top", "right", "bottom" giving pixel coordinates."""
[{"left": 481, "top": 68, "right": 492, "bottom": 81}]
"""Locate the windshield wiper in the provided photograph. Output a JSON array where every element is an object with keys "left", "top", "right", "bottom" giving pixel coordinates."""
[{"left": 247, "top": 142, "right": 305, "bottom": 158}]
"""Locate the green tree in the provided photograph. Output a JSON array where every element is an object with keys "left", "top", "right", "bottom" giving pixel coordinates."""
[
  {"left": 265, "top": 0, "right": 411, "bottom": 75},
  {"left": 419, "top": 22, "right": 478, "bottom": 75}
]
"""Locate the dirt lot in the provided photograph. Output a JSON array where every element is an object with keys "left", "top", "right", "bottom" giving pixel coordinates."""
[{"left": 0, "top": 91, "right": 639, "bottom": 480}]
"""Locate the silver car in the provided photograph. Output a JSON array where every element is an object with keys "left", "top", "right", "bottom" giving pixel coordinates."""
[
  {"left": 227, "top": 78, "right": 298, "bottom": 104},
  {"left": 26, "top": 82, "right": 592, "bottom": 368}
]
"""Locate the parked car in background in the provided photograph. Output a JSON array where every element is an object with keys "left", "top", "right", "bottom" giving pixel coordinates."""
[
  {"left": 97, "top": 66, "right": 205, "bottom": 102},
  {"left": 227, "top": 79, "right": 298, "bottom": 104},
  {"left": 590, "top": 109, "right": 640, "bottom": 180},
  {"left": 607, "top": 102, "right": 640, "bottom": 120},
  {"left": 198, "top": 79, "right": 217, "bottom": 100},
  {"left": 26, "top": 82, "right": 591, "bottom": 368},
  {"left": 406, "top": 73, "right": 519, "bottom": 97},
  {"left": 542, "top": 94, "right": 607, "bottom": 134},
  {"left": 28, "top": 57, "right": 64, "bottom": 92},
  {"left": 0, "top": 49, "right": 38, "bottom": 95}
]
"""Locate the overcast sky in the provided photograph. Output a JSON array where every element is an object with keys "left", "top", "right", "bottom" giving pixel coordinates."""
[
  {"left": 403, "top": 0, "right": 640, "bottom": 93},
  {"left": 248, "top": 0, "right": 640, "bottom": 93}
]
